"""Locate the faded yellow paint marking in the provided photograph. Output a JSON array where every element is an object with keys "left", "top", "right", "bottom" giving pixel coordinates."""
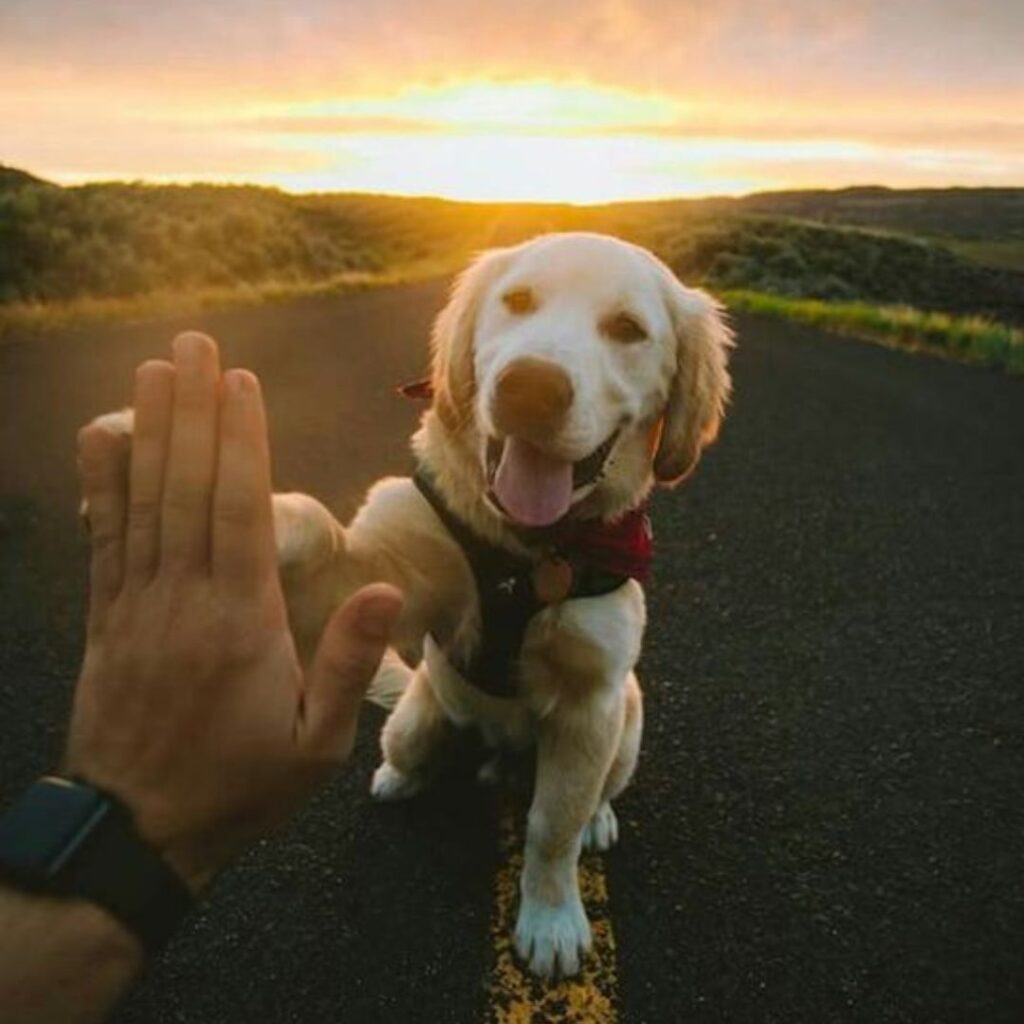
[{"left": 487, "top": 796, "right": 619, "bottom": 1024}]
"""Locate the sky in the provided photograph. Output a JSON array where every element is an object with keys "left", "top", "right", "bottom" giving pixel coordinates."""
[{"left": 2, "top": 0, "right": 1022, "bottom": 202}]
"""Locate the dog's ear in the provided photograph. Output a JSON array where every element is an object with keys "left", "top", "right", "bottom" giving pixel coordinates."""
[
  {"left": 430, "top": 247, "right": 512, "bottom": 433},
  {"left": 651, "top": 265, "right": 734, "bottom": 487}
]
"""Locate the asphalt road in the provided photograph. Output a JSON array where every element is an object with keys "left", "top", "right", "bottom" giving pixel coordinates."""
[{"left": 1, "top": 279, "right": 1022, "bottom": 1023}]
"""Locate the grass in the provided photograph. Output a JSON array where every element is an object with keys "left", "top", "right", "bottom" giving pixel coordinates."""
[
  {"left": 943, "top": 239, "right": 1024, "bottom": 273},
  {"left": 725, "top": 290, "right": 1024, "bottom": 375},
  {"left": 0, "top": 255, "right": 463, "bottom": 339}
]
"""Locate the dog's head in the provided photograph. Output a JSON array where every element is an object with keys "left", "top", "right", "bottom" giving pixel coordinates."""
[{"left": 427, "top": 232, "right": 733, "bottom": 527}]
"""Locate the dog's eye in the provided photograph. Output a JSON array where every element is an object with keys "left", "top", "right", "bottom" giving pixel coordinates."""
[
  {"left": 502, "top": 288, "right": 537, "bottom": 315},
  {"left": 604, "top": 312, "right": 648, "bottom": 344}
]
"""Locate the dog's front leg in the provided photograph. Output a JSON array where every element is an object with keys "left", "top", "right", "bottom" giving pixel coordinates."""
[
  {"left": 515, "top": 688, "right": 626, "bottom": 979},
  {"left": 271, "top": 492, "right": 349, "bottom": 663}
]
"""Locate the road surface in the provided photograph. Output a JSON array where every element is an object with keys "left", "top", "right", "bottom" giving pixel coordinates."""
[{"left": 1, "top": 279, "right": 1021, "bottom": 1023}]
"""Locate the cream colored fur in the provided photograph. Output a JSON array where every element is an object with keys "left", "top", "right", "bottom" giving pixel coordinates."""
[{"left": 81, "top": 232, "right": 732, "bottom": 980}]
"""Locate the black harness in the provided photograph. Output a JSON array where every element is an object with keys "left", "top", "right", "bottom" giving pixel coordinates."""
[{"left": 413, "top": 471, "right": 629, "bottom": 699}]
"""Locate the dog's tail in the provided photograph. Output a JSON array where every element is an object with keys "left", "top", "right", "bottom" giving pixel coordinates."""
[{"left": 366, "top": 650, "right": 414, "bottom": 710}]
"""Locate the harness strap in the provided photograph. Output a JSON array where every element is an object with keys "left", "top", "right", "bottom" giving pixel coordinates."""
[
  {"left": 412, "top": 469, "right": 634, "bottom": 699},
  {"left": 414, "top": 471, "right": 543, "bottom": 698}
]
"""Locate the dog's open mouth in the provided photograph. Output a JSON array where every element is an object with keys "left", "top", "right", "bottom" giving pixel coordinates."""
[{"left": 485, "top": 430, "right": 619, "bottom": 528}]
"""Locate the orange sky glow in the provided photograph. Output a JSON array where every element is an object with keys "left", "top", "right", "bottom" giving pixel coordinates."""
[{"left": 2, "top": 1, "right": 1021, "bottom": 202}]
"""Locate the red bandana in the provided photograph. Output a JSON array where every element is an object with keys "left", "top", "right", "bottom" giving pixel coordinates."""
[{"left": 552, "top": 505, "right": 654, "bottom": 584}]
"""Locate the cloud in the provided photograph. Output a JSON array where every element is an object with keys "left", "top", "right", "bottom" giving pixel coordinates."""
[
  {"left": 2, "top": 0, "right": 1021, "bottom": 100},
  {"left": 0, "top": 0, "right": 1021, "bottom": 196},
  {"left": 594, "top": 117, "right": 1024, "bottom": 156}
]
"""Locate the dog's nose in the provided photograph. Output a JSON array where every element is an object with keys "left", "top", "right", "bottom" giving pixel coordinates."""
[{"left": 491, "top": 358, "right": 574, "bottom": 441}]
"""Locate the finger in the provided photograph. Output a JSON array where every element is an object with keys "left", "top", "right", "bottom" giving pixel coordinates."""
[
  {"left": 212, "top": 369, "right": 276, "bottom": 590},
  {"left": 123, "top": 360, "right": 175, "bottom": 583},
  {"left": 77, "top": 422, "right": 130, "bottom": 629},
  {"left": 302, "top": 584, "right": 404, "bottom": 757},
  {"left": 161, "top": 332, "right": 221, "bottom": 571}
]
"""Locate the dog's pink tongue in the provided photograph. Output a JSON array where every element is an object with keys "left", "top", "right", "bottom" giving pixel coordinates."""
[{"left": 493, "top": 437, "right": 573, "bottom": 527}]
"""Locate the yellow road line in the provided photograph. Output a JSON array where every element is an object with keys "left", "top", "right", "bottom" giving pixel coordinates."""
[{"left": 487, "top": 796, "right": 620, "bottom": 1023}]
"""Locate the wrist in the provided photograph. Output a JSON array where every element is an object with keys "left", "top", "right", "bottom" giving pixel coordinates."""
[
  {"left": 0, "top": 884, "right": 143, "bottom": 1024},
  {"left": 62, "top": 767, "right": 221, "bottom": 895},
  {"left": 0, "top": 776, "right": 196, "bottom": 957},
  {"left": 0, "top": 882, "right": 144, "bottom": 962}
]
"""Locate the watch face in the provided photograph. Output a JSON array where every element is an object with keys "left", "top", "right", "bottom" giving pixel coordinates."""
[{"left": 0, "top": 777, "right": 110, "bottom": 882}]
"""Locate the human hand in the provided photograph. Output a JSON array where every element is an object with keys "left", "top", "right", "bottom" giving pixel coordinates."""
[{"left": 67, "top": 332, "right": 402, "bottom": 893}]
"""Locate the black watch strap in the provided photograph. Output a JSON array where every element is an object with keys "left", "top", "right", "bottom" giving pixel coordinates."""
[{"left": 0, "top": 777, "right": 194, "bottom": 956}]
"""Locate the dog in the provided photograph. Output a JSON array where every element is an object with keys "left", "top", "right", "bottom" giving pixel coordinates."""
[{"left": 86, "top": 232, "right": 733, "bottom": 978}]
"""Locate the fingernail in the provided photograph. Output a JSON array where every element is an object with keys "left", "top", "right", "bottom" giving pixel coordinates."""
[
  {"left": 173, "top": 331, "right": 211, "bottom": 365},
  {"left": 356, "top": 592, "right": 402, "bottom": 641}
]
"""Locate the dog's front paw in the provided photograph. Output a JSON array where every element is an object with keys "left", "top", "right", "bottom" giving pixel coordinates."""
[
  {"left": 78, "top": 409, "right": 134, "bottom": 528},
  {"left": 272, "top": 492, "right": 339, "bottom": 574},
  {"left": 581, "top": 801, "right": 619, "bottom": 853},
  {"left": 514, "top": 892, "right": 592, "bottom": 979},
  {"left": 370, "top": 762, "right": 425, "bottom": 802}
]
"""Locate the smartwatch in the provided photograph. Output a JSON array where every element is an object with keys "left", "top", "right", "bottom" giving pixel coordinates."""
[{"left": 0, "top": 775, "right": 194, "bottom": 955}]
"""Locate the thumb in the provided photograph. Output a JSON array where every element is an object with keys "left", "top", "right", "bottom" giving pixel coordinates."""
[{"left": 303, "top": 583, "right": 404, "bottom": 758}]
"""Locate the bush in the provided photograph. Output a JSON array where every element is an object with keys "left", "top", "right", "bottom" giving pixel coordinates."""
[{"left": 662, "top": 216, "right": 1023, "bottom": 324}]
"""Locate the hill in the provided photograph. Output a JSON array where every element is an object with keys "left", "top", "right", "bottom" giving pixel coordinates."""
[
  {"left": 1, "top": 165, "right": 1022, "bottom": 326},
  {"left": 0, "top": 165, "right": 50, "bottom": 191},
  {"left": 729, "top": 186, "right": 1024, "bottom": 242},
  {"left": 659, "top": 217, "right": 1024, "bottom": 323}
]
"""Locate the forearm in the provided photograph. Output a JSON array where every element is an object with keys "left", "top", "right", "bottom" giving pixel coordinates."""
[{"left": 0, "top": 884, "right": 142, "bottom": 1024}]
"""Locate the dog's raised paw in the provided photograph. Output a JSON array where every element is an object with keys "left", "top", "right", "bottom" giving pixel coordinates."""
[
  {"left": 514, "top": 892, "right": 592, "bottom": 979},
  {"left": 581, "top": 801, "right": 619, "bottom": 853},
  {"left": 370, "top": 762, "right": 425, "bottom": 802},
  {"left": 78, "top": 409, "right": 135, "bottom": 529}
]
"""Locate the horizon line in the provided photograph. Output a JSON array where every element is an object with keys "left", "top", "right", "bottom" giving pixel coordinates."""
[{"left": 5, "top": 163, "right": 1022, "bottom": 208}]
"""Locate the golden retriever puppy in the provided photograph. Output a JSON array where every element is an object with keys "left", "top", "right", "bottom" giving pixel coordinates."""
[{"left": 84, "top": 232, "right": 733, "bottom": 979}]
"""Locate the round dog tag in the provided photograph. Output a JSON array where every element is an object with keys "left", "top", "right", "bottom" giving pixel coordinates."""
[{"left": 532, "top": 557, "right": 574, "bottom": 604}]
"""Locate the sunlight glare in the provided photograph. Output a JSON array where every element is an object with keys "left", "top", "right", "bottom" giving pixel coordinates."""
[
  {"left": 265, "top": 79, "right": 687, "bottom": 134},
  {"left": 257, "top": 130, "right": 877, "bottom": 203}
]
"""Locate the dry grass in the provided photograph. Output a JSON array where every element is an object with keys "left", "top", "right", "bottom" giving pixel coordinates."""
[{"left": 0, "top": 256, "right": 462, "bottom": 340}]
